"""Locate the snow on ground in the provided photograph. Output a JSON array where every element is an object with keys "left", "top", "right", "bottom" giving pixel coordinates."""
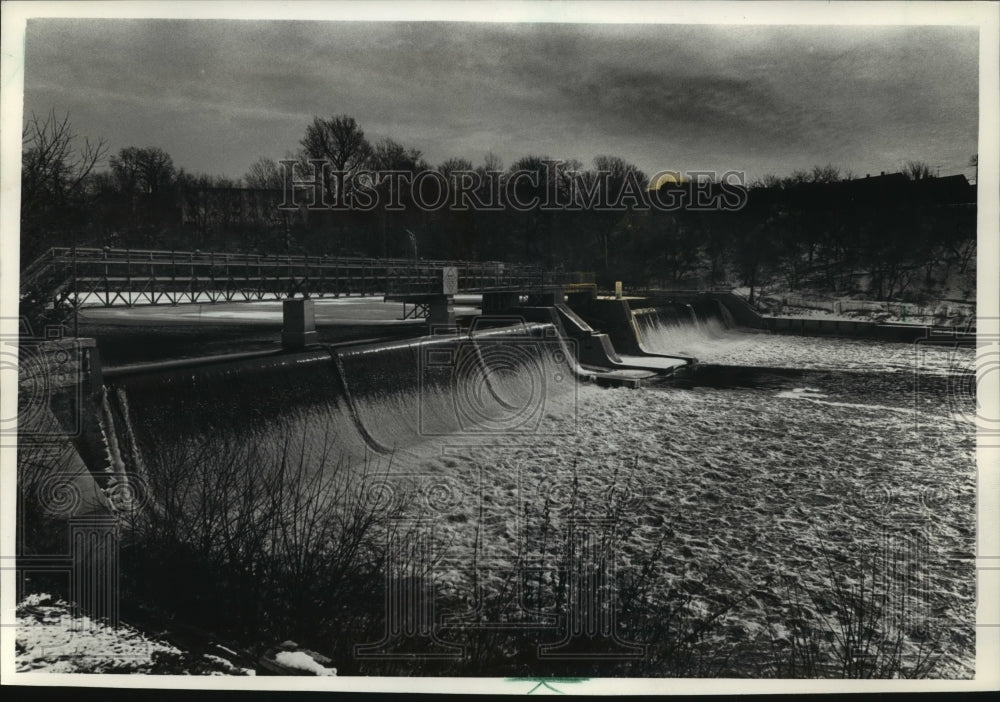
[
  {"left": 274, "top": 650, "right": 338, "bottom": 676},
  {"left": 767, "top": 304, "right": 972, "bottom": 326},
  {"left": 15, "top": 594, "right": 254, "bottom": 675}
]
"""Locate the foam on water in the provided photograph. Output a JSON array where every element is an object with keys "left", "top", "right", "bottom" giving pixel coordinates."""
[
  {"left": 91, "top": 309, "right": 976, "bottom": 676},
  {"left": 639, "top": 310, "right": 974, "bottom": 375},
  {"left": 638, "top": 311, "right": 753, "bottom": 361}
]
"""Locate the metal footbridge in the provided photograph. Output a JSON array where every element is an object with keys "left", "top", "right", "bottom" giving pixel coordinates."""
[{"left": 20, "top": 247, "right": 595, "bottom": 322}]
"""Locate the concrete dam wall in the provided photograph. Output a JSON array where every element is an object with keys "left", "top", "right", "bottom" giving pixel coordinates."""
[
  {"left": 55, "top": 322, "right": 585, "bottom": 511},
  {"left": 22, "top": 297, "right": 715, "bottom": 515}
]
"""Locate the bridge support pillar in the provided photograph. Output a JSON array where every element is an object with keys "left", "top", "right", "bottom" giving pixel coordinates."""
[
  {"left": 427, "top": 294, "right": 456, "bottom": 331},
  {"left": 23, "top": 337, "right": 103, "bottom": 433},
  {"left": 18, "top": 338, "right": 115, "bottom": 505},
  {"left": 282, "top": 298, "right": 318, "bottom": 349}
]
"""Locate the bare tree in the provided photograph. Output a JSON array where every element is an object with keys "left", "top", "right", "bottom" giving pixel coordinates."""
[
  {"left": 903, "top": 160, "right": 934, "bottom": 181},
  {"left": 244, "top": 157, "right": 284, "bottom": 190},
  {"left": 300, "top": 115, "right": 372, "bottom": 201},
  {"left": 110, "top": 147, "right": 176, "bottom": 195},
  {"left": 137, "top": 147, "right": 175, "bottom": 194},
  {"left": 437, "top": 157, "right": 474, "bottom": 181},
  {"left": 474, "top": 152, "right": 504, "bottom": 199},
  {"left": 479, "top": 151, "right": 504, "bottom": 175},
  {"left": 21, "top": 110, "right": 108, "bottom": 256},
  {"left": 364, "top": 139, "right": 426, "bottom": 256},
  {"left": 592, "top": 154, "right": 648, "bottom": 206},
  {"left": 757, "top": 173, "right": 784, "bottom": 189},
  {"left": 810, "top": 164, "right": 841, "bottom": 183},
  {"left": 110, "top": 148, "right": 141, "bottom": 195},
  {"left": 787, "top": 169, "right": 811, "bottom": 185},
  {"left": 370, "top": 138, "right": 424, "bottom": 172}
]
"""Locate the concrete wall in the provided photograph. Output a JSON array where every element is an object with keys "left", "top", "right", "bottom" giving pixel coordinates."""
[
  {"left": 765, "top": 316, "right": 974, "bottom": 342},
  {"left": 706, "top": 293, "right": 766, "bottom": 329},
  {"left": 567, "top": 298, "right": 647, "bottom": 355},
  {"left": 625, "top": 292, "right": 765, "bottom": 330},
  {"left": 16, "top": 339, "right": 111, "bottom": 495},
  {"left": 83, "top": 321, "right": 582, "bottom": 481}
]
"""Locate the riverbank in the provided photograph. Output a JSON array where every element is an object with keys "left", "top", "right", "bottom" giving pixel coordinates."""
[
  {"left": 745, "top": 287, "right": 975, "bottom": 329},
  {"left": 15, "top": 594, "right": 255, "bottom": 675}
]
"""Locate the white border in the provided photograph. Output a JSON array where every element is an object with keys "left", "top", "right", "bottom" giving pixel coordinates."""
[{"left": 2, "top": 1, "right": 998, "bottom": 695}]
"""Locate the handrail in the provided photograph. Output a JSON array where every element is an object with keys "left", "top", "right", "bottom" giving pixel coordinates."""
[
  {"left": 28, "top": 246, "right": 540, "bottom": 271},
  {"left": 18, "top": 246, "right": 568, "bottom": 311}
]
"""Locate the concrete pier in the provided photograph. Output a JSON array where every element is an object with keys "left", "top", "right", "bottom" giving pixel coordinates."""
[
  {"left": 427, "top": 294, "right": 456, "bottom": 329},
  {"left": 282, "top": 298, "right": 319, "bottom": 349},
  {"left": 18, "top": 337, "right": 103, "bottom": 440}
]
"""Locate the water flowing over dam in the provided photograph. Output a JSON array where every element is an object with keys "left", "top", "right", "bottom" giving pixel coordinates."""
[
  {"left": 90, "top": 320, "right": 589, "bottom": 506},
  {"left": 17, "top": 290, "right": 977, "bottom": 678},
  {"left": 52, "top": 292, "right": 973, "bottom": 521},
  {"left": 78, "top": 293, "right": 741, "bottom": 500}
]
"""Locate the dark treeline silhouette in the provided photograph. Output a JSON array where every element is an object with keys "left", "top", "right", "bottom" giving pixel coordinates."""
[{"left": 21, "top": 111, "right": 977, "bottom": 301}]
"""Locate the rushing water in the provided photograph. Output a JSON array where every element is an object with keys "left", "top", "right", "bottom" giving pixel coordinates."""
[
  {"left": 104, "top": 313, "right": 977, "bottom": 677},
  {"left": 384, "top": 317, "right": 976, "bottom": 677}
]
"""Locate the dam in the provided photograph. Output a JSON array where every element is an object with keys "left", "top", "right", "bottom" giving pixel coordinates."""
[{"left": 14, "top": 248, "right": 977, "bottom": 677}]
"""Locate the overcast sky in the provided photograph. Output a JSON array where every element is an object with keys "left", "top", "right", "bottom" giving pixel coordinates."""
[{"left": 22, "top": 19, "right": 979, "bottom": 183}]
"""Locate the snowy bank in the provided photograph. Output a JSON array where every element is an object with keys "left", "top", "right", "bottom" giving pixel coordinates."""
[{"left": 15, "top": 594, "right": 254, "bottom": 675}]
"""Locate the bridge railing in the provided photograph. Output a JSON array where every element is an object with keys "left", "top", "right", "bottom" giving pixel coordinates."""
[
  {"left": 31, "top": 246, "right": 503, "bottom": 269},
  {"left": 20, "top": 247, "right": 550, "bottom": 309},
  {"left": 544, "top": 271, "right": 596, "bottom": 286}
]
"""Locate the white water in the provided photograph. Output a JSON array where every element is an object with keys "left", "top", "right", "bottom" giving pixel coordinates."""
[
  {"left": 639, "top": 314, "right": 973, "bottom": 375},
  {"left": 375, "top": 319, "right": 977, "bottom": 677},
  {"left": 103, "top": 313, "right": 977, "bottom": 676}
]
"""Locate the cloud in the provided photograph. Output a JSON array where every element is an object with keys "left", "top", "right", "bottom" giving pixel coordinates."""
[{"left": 21, "top": 19, "right": 979, "bottom": 182}]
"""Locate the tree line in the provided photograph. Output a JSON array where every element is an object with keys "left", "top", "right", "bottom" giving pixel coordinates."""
[{"left": 21, "top": 110, "right": 976, "bottom": 302}]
